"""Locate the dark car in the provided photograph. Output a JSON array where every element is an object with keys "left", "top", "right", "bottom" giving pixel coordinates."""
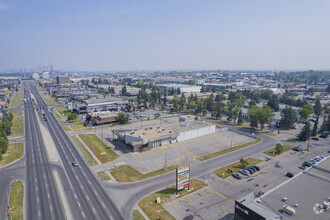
[
  {"left": 292, "top": 147, "right": 303, "bottom": 152},
  {"left": 44, "top": 118, "right": 47, "bottom": 121},
  {"left": 251, "top": 165, "right": 261, "bottom": 171},
  {"left": 319, "top": 134, "right": 328, "bottom": 138},
  {"left": 286, "top": 172, "right": 295, "bottom": 178},
  {"left": 309, "top": 159, "right": 317, "bottom": 164},
  {"left": 311, "top": 137, "right": 319, "bottom": 141},
  {"left": 303, "top": 161, "right": 312, "bottom": 167},
  {"left": 232, "top": 173, "right": 243, "bottom": 179},
  {"left": 248, "top": 166, "right": 257, "bottom": 172},
  {"left": 299, "top": 165, "right": 307, "bottom": 170},
  {"left": 72, "top": 161, "right": 78, "bottom": 167},
  {"left": 247, "top": 168, "right": 255, "bottom": 174}
]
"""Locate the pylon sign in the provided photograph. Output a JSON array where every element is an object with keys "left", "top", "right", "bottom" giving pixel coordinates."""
[{"left": 176, "top": 165, "right": 190, "bottom": 194}]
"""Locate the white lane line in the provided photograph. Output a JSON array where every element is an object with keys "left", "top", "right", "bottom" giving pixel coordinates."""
[
  {"left": 81, "top": 211, "right": 85, "bottom": 218},
  {"left": 39, "top": 211, "right": 41, "bottom": 217},
  {"left": 88, "top": 180, "right": 91, "bottom": 185},
  {"left": 48, "top": 193, "right": 50, "bottom": 199},
  {"left": 86, "top": 195, "right": 89, "bottom": 201},
  {"left": 94, "top": 190, "right": 97, "bottom": 195},
  {"left": 36, "top": 187, "right": 38, "bottom": 191},
  {"left": 45, "top": 183, "right": 48, "bottom": 188},
  {"left": 78, "top": 202, "right": 81, "bottom": 208},
  {"left": 35, "top": 178, "right": 37, "bottom": 182},
  {"left": 80, "top": 185, "right": 84, "bottom": 190},
  {"left": 74, "top": 193, "right": 77, "bottom": 199},
  {"left": 92, "top": 207, "right": 96, "bottom": 213},
  {"left": 37, "top": 198, "right": 39, "bottom": 203},
  {"left": 101, "top": 202, "right": 105, "bottom": 208},
  {"left": 50, "top": 206, "right": 53, "bottom": 212}
]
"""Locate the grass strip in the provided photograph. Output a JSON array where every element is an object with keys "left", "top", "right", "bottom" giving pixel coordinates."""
[
  {"left": 132, "top": 209, "right": 146, "bottom": 220},
  {"left": 70, "top": 124, "right": 91, "bottom": 131},
  {"left": 198, "top": 137, "right": 262, "bottom": 161},
  {"left": 213, "top": 157, "right": 263, "bottom": 179},
  {"left": 0, "top": 143, "right": 24, "bottom": 167},
  {"left": 71, "top": 136, "right": 98, "bottom": 166},
  {"left": 79, "top": 134, "right": 119, "bottom": 163},
  {"left": 8, "top": 114, "right": 24, "bottom": 138},
  {"left": 263, "top": 145, "right": 293, "bottom": 157},
  {"left": 138, "top": 179, "right": 207, "bottom": 220},
  {"left": 8, "top": 180, "right": 24, "bottom": 220},
  {"left": 285, "top": 137, "right": 302, "bottom": 142},
  {"left": 63, "top": 126, "right": 71, "bottom": 131},
  {"left": 97, "top": 171, "right": 111, "bottom": 181},
  {"left": 111, "top": 165, "right": 177, "bottom": 182}
]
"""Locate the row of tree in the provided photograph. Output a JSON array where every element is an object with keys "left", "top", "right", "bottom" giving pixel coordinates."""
[{"left": 0, "top": 110, "right": 14, "bottom": 160}]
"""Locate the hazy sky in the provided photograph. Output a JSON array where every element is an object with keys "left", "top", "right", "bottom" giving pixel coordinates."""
[{"left": 1, "top": 0, "right": 330, "bottom": 71}]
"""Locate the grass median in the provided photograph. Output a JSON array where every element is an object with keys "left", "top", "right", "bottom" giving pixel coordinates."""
[
  {"left": 0, "top": 143, "right": 24, "bottom": 167},
  {"left": 70, "top": 124, "right": 91, "bottom": 131},
  {"left": 71, "top": 136, "right": 98, "bottom": 166},
  {"left": 138, "top": 179, "right": 207, "bottom": 220},
  {"left": 79, "top": 134, "right": 119, "bottom": 163},
  {"left": 263, "top": 145, "right": 293, "bottom": 157},
  {"left": 97, "top": 171, "right": 111, "bottom": 181},
  {"left": 63, "top": 126, "right": 71, "bottom": 131},
  {"left": 132, "top": 209, "right": 145, "bottom": 220},
  {"left": 111, "top": 164, "right": 177, "bottom": 182},
  {"left": 8, "top": 114, "right": 24, "bottom": 138},
  {"left": 213, "top": 157, "right": 263, "bottom": 179},
  {"left": 8, "top": 180, "right": 24, "bottom": 220},
  {"left": 197, "top": 137, "right": 262, "bottom": 161}
]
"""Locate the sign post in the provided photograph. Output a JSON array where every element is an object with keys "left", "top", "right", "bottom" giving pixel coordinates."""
[{"left": 176, "top": 165, "right": 190, "bottom": 195}]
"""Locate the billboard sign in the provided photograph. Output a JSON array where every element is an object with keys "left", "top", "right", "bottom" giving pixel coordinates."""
[{"left": 176, "top": 165, "right": 190, "bottom": 193}]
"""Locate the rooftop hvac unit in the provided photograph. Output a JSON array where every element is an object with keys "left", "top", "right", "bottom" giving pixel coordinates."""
[
  {"left": 142, "top": 132, "right": 146, "bottom": 135},
  {"left": 144, "top": 128, "right": 148, "bottom": 131},
  {"left": 149, "top": 127, "right": 152, "bottom": 129}
]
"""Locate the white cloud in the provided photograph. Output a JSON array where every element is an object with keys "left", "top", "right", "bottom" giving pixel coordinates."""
[{"left": 0, "top": 3, "right": 9, "bottom": 11}]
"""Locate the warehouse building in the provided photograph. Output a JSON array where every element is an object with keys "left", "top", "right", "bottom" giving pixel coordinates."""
[
  {"left": 112, "top": 118, "right": 215, "bottom": 152},
  {"left": 158, "top": 84, "right": 201, "bottom": 93}
]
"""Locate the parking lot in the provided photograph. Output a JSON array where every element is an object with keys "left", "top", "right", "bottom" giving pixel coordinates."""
[{"left": 161, "top": 140, "right": 329, "bottom": 220}]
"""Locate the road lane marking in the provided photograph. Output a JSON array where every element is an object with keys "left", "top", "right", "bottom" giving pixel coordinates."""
[
  {"left": 37, "top": 198, "right": 39, "bottom": 203},
  {"left": 81, "top": 211, "right": 85, "bottom": 218},
  {"left": 102, "top": 202, "right": 105, "bottom": 208},
  {"left": 255, "top": 173, "right": 273, "bottom": 182},
  {"left": 74, "top": 194, "right": 77, "bottom": 199},
  {"left": 48, "top": 193, "right": 50, "bottom": 199},
  {"left": 215, "top": 191, "right": 235, "bottom": 204},
  {"left": 78, "top": 202, "right": 81, "bottom": 207},
  {"left": 50, "top": 206, "right": 53, "bottom": 212},
  {"left": 92, "top": 207, "right": 96, "bottom": 213}
]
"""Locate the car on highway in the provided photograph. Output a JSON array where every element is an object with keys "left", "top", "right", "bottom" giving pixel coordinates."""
[
  {"left": 239, "top": 169, "right": 250, "bottom": 176},
  {"left": 232, "top": 173, "right": 243, "bottom": 179},
  {"left": 44, "top": 117, "right": 47, "bottom": 121},
  {"left": 292, "top": 147, "right": 303, "bottom": 152},
  {"left": 286, "top": 172, "right": 295, "bottom": 178},
  {"left": 72, "top": 161, "right": 78, "bottom": 167}
]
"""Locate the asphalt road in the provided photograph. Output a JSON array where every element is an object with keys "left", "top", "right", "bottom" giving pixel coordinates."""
[{"left": 30, "top": 84, "right": 123, "bottom": 220}]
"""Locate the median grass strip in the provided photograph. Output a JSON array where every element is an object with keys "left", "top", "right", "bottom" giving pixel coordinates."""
[
  {"left": 63, "top": 126, "right": 71, "bottom": 131},
  {"left": 71, "top": 136, "right": 98, "bottom": 166},
  {"left": 0, "top": 143, "right": 24, "bottom": 167},
  {"left": 8, "top": 114, "right": 24, "bottom": 138},
  {"left": 79, "top": 134, "right": 119, "bottom": 163},
  {"left": 132, "top": 209, "right": 146, "bottom": 220},
  {"left": 285, "top": 137, "right": 302, "bottom": 142},
  {"left": 9, "top": 110, "right": 22, "bottom": 114},
  {"left": 263, "top": 145, "right": 293, "bottom": 157},
  {"left": 111, "top": 164, "right": 177, "bottom": 182},
  {"left": 97, "top": 171, "right": 111, "bottom": 181},
  {"left": 213, "top": 157, "right": 263, "bottom": 179},
  {"left": 138, "top": 179, "right": 207, "bottom": 220},
  {"left": 8, "top": 180, "right": 24, "bottom": 220},
  {"left": 197, "top": 137, "right": 262, "bottom": 161},
  {"left": 70, "top": 124, "right": 91, "bottom": 131}
]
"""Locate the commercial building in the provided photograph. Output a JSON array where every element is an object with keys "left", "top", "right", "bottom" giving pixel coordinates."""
[
  {"left": 112, "top": 117, "right": 215, "bottom": 152},
  {"left": 86, "top": 111, "right": 118, "bottom": 125},
  {"left": 158, "top": 84, "right": 201, "bottom": 93},
  {"left": 57, "top": 75, "right": 70, "bottom": 84}
]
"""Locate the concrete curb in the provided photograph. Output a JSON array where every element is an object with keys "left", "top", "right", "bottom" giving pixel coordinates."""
[{"left": 134, "top": 205, "right": 150, "bottom": 220}]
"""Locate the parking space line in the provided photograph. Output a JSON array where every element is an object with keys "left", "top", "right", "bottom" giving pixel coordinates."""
[
  {"left": 186, "top": 195, "right": 193, "bottom": 202},
  {"left": 155, "top": 165, "right": 162, "bottom": 169},
  {"left": 173, "top": 200, "right": 182, "bottom": 207},
  {"left": 255, "top": 173, "right": 272, "bottom": 182},
  {"left": 131, "top": 153, "right": 137, "bottom": 159},
  {"left": 215, "top": 192, "right": 235, "bottom": 204},
  {"left": 179, "top": 198, "right": 187, "bottom": 204},
  {"left": 168, "top": 203, "right": 176, "bottom": 210},
  {"left": 182, "top": 144, "right": 192, "bottom": 161},
  {"left": 208, "top": 185, "right": 214, "bottom": 193},
  {"left": 146, "top": 167, "right": 152, "bottom": 172},
  {"left": 158, "top": 145, "right": 167, "bottom": 150}
]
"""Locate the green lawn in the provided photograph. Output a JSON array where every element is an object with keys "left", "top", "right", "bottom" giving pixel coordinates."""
[
  {"left": 97, "top": 171, "right": 111, "bottom": 181},
  {"left": 8, "top": 114, "right": 24, "bottom": 138},
  {"left": 54, "top": 111, "right": 62, "bottom": 119},
  {"left": 138, "top": 179, "right": 207, "bottom": 220},
  {"left": 198, "top": 137, "right": 262, "bottom": 161},
  {"left": 79, "top": 134, "right": 119, "bottom": 163},
  {"left": 285, "top": 137, "right": 302, "bottom": 142},
  {"left": 8, "top": 180, "right": 24, "bottom": 220},
  {"left": 10, "top": 99, "right": 23, "bottom": 108},
  {"left": 63, "top": 126, "right": 72, "bottom": 131},
  {"left": 132, "top": 209, "right": 145, "bottom": 220},
  {"left": 71, "top": 136, "right": 98, "bottom": 166},
  {"left": 263, "top": 145, "right": 293, "bottom": 157},
  {"left": 70, "top": 124, "right": 91, "bottom": 131},
  {"left": 213, "top": 158, "right": 263, "bottom": 179},
  {"left": 0, "top": 143, "right": 24, "bottom": 167},
  {"left": 9, "top": 110, "right": 22, "bottom": 114},
  {"left": 111, "top": 165, "right": 177, "bottom": 182}
]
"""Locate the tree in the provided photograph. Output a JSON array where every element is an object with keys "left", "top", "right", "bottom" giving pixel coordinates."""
[
  {"left": 248, "top": 106, "right": 259, "bottom": 129},
  {"left": 0, "top": 137, "right": 8, "bottom": 154},
  {"left": 200, "top": 86, "right": 205, "bottom": 93},
  {"left": 257, "top": 106, "right": 274, "bottom": 130},
  {"left": 299, "top": 104, "right": 314, "bottom": 120},
  {"left": 280, "top": 106, "right": 297, "bottom": 129},
  {"left": 320, "top": 116, "right": 327, "bottom": 134},
  {"left": 314, "top": 99, "right": 322, "bottom": 116},
  {"left": 0, "top": 152, "right": 2, "bottom": 160},
  {"left": 275, "top": 143, "right": 284, "bottom": 154},
  {"left": 121, "top": 85, "right": 127, "bottom": 96},
  {"left": 267, "top": 95, "right": 279, "bottom": 111},
  {"left": 118, "top": 113, "right": 129, "bottom": 124},
  {"left": 312, "top": 116, "right": 319, "bottom": 136},
  {"left": 67, "top": 113, "right": 77, "bottom": 122},
  {"left": 248, "top": 100, "right": 256, "bottom": 108},
  {"left": 328, "top": 114, "right": 330, "bottom": 131},
  {"left": 237, "top": 110, "right": 243, "bottom": 125},
  {"left": 240, "top": 157, "right": 249, "bottom": 169},
  {"left": 297, "top": 122, "right": 311, "bottom": 141},
  {"left": 177, "top": 87, "right": 181, "bottom": 95}
]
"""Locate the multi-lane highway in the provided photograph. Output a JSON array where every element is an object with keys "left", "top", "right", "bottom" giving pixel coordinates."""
[{"left": 29, "top": 83, "right": 123, "bottom": 220}]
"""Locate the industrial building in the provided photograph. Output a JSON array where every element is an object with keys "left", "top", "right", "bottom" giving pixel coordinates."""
[
  {"left": 86, "top": 111, "right": 119, "bottom": 125},
  {"left": 158, "top": 84, "right": 201, "bottom": 93},
  {"left": 112, "top": 117, "right": 215, "bottom": 152}
]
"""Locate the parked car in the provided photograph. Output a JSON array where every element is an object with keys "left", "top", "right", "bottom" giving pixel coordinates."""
[
  {"left": 248, "top": 166, "right": 257, "bottom": 172},
  {"left": 314, "top": 157, "right": 321, "bottom": 162},
  {"left": 247, "top": 168, "right": 255, "bottom": 174},
  {"left": 309, "top": 159, "right": 317, "bottom": 164},
  {"left": 299, "top": 165, "right": 307, "bottom": 170},
  {"left": 318, "top": 155, "right": 325, "bottom": 160},
  {"left": 44, "top": 117, "right": 47, "bottom": 121},
  {"left": 239, "top": 169, "right": 250, "bottom": 176},
  {"left": 311, "top": 137, "right": 319, "bottom": 141},
  {"left": 319, "top": 134, "right": 328, "bottom": 138},
  {"left": 292, "top": 147, "right": 303, "bottom": 152},
  {"left": 251, "top": 165, "right": 261, "bottom": 171},
  {"left": 232, "top": 173, "right": 243, "bottom": 179},
  {"left": 72, "top": 161, "right": 78, "bottom": 167},
  {"left": 303, "top": 161, "right": 313, "bottom": 167},
  {"left": 286, "top": 172, "right": 295, "bottom": 178}
]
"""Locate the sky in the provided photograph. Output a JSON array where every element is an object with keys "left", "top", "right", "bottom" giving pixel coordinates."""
[{"left": 1, "top": 0, "right": 330, "bottom": 71}]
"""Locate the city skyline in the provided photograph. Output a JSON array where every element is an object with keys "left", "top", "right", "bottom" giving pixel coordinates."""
[{"left": 1, "top": 0, "right": 330, "bottom": 71}]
